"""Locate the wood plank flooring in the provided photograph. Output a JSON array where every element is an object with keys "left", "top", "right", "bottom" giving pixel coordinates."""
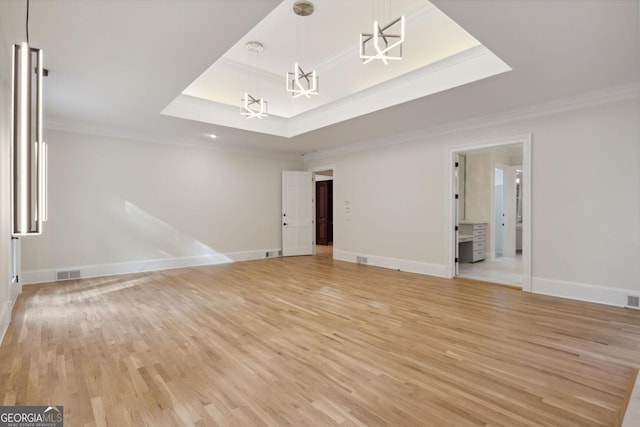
[{"left": 1, "top": 254, "right": 639, "bottom": 426}]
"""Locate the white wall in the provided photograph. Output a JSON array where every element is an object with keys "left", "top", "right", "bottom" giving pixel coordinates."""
[
  {"left": 530, "top": 98, "right": 639, "bottom": 303},
  {"left": 304, "top": 96, "right": 640, "bottom": 307},
  {"left": 21, "top": 130, "right": 303, "bottom": 283},
  {"left": 324, "top": 139, "right": 449, "bottom": 276}
]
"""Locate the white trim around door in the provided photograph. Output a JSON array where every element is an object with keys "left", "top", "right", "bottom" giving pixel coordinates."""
[{"left": 446, "top": 134, "right": 532, "bottom": 292}]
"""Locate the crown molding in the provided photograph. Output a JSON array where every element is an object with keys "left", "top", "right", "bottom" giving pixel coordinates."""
[
  {"left": 167, "top": 44, "right": 508, "bottom": 138},
  {"left": 302, "top": 82, "right": 640, "bottom": 161},
  {"left": 44, "top": 118, "right": 302, "bottom": 160},
  {"left": 162, "top": 94, "right": 291, "bottom": 137},
  {"left": 42, "top": 82, "right": 639, "bottom": 163},
  {"left": 289, "top": 44, "right": 505, "bottom": 136}
]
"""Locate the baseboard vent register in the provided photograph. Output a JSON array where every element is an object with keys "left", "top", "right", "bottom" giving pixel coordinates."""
[
  {"left": 627, "top": 295, "right": 640, "bottom": 309},
  {"left": 56, "top": 270, "right": 81, "bottom": 281},
  {"left": 356, "top": 256, "right": 368, "bottom": 264},
  {"left": 265, "top": 250, "right": 282, "bottom": 258}
]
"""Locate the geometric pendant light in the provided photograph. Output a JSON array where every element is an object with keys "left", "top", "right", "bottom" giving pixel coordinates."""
[
  {"left": 286, "top": 63, "right": 318, "bottom": 99},
  {"left": 240, "top": 92, "right": 268, "bottom": 119},
  {"left": 286, "top": 1, "right": 319, "bottom": 98},
  {"left": 240, "top": 41, "right": 268, "bottom": 119},
  {"left": 360, "top": 15, "right": 405, "bottom": 65}
]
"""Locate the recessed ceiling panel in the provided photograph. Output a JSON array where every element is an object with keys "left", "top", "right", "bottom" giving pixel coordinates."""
[{"left": 162, "top": 0, "right": 511, "bottom": 137}]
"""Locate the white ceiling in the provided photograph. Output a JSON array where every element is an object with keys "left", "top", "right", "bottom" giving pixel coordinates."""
[{"left": 0, "top": 0, "right": 638, "bottom": 156}]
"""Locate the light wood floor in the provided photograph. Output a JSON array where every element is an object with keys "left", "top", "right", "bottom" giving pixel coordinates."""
[{"left": 1, "top": 255, "right": 639, "bottom": 426}]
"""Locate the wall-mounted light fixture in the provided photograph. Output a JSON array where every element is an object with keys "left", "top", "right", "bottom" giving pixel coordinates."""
[{"left": 11, "top": 41, "right": 47, "bottom": 235}]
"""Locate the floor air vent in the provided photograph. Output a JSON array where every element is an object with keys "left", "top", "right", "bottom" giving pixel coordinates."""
[
  {"left": 627, "top": 295, "right": 640, "bottom": 309},
  {"left": 56, "top": 270, "right": 81, "bottom": 281}
]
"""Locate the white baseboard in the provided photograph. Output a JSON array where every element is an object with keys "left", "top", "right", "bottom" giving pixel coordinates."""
[
  {"left": 0, "top": 280, "right": 22, "bottom": 344},
  {"left": 531, "top": 276, "right": 639, "bottom": 308},
  {"left": 20, "top": 251, "right": 638, "bottom": 310},
  {"left": 0, "top": 300, "right": 13, "bottom": 344},
  {"left": 333, "top": 252, "right": 637, "bottom": 308},
  {"left": 21, "top": 249, "right": 281, "bottom": 285},
  {"left": 334, "top": 249, "right": 449, "bottom": 278}
]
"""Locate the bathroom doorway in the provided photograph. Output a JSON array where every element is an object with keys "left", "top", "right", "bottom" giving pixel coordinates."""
[{"left": 450, "top": 136, "right": 531, "bottom": 290}]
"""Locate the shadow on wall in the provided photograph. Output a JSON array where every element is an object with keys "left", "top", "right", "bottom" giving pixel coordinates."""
[{"left": 123, "top": 201, "right": 232, "bottom": 263}]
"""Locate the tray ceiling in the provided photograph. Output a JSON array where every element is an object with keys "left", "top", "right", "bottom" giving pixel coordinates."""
[{"left": 162, "top": 0, "right": 511, "bottom": 137}]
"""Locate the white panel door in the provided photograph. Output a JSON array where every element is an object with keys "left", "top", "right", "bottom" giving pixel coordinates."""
[{"left": 282, "top": 171, "right": 313, "bottom": 256}]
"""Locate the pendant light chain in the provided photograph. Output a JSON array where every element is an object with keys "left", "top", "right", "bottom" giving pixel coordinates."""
[{"left": 26, "top": 0, "right": 30, "bottom": 44}]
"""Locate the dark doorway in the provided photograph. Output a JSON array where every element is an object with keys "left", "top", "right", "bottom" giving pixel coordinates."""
[{"left": 316, "top": 180, "right": 333, "bottom": 245}]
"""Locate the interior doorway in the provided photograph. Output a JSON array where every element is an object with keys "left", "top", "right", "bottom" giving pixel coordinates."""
[
  {"left": 312, "top": 168, "right": 334, "bottom": 257},
  {"left": 450, "top": 136, "right": 531, "bottom": 290},
  {"left": 316, "top": 178, "right": 333, "bottom": 245}
]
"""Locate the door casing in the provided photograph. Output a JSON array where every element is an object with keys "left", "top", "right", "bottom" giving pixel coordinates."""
[{"left": 447, "top": 134, "right": 532, "bottom": 291}]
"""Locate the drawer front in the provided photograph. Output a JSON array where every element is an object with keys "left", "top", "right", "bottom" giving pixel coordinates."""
[
  {"left": 473, "top": 228, "right": 486, "bottom": 237},
  {"left": 473, "top": 241, "right": 485, "bottom": 251},
  {"left": 472, "top": 250, "right": 485, "bottom": 261},
  {"left": 472, "top": 224, "right": 486, "bottom": 231}
]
